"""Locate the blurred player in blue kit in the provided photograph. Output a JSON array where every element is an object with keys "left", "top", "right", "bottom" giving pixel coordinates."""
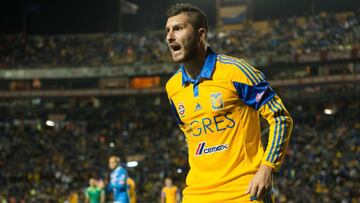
[{"left": 100, "top": 156, "right": 130, "bottom": 203}]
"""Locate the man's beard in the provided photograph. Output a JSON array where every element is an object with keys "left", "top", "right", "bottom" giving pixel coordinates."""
[{"left": 177, "top": 37, "right": 199, "bottom": 63}]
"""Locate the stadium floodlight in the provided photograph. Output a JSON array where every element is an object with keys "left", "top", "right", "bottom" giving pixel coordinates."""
[
  {"left": 45, "top": 120, "right": 55, "bottom": 127},
  {"left": 324, "top": 108, "right": 333, "bottom": 115},
  {"left": 127, "top": 161, "right": 138, "bottom": 168},
  {"left": 176, "top": 168, "right": 182, "bottom": 174}
]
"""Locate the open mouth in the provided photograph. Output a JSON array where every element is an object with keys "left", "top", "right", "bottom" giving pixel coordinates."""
[{"left": 169, "top": 43, "right": 182, "bottom": 53}]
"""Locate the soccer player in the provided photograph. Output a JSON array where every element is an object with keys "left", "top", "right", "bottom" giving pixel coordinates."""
[
  {"left": 105, "top": 156, "right": 130, "bottom": 203},
  {"left": 161, "top": 178, "right": 180, "bottom": 203},
  {"left": 165, "top": 3, "right": 293, "bottom": 203},
  {"left": 127, "top": 176, "right": 137, "bottom": 203},
  {"left": 85, "top": 178, "right": 105, "bottom": 203}
]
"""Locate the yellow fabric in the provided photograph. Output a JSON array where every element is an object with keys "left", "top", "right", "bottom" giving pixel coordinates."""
[
  {"left": 127, "top": 177, "right": 136, "bottom": 203},
  {"left": 69, "top": 192, "right": 78, "bottom": 203},
  {"left": 162, "top": 186, "right": 178, "bottom": 203},
  {"left": 166, "top": 54, "right": 293, "bottom": 202}
]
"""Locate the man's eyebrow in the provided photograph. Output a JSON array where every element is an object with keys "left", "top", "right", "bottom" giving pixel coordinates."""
[
  {"left": 165, "top": 23, "right": 184, "bottom": 33},
  {"left": 166, "top": 22, "right": 185, "bottom": 29}
]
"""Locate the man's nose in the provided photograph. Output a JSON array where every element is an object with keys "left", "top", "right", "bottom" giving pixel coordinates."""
[{"left": 167, "top": 30, "right": 175, "bottom": 43}]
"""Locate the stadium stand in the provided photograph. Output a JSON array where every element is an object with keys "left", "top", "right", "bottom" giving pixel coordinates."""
[{"left": 1, "top": 10, "right": 359, "bottom": 68}]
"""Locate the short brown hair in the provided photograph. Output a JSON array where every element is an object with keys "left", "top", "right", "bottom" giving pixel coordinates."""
[{"left": 166, "top": 3, "right": 208, "bottom": 32}]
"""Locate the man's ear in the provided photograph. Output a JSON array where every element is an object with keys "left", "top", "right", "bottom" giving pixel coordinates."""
[{"left": 198, "top": 28, "right": 207, "bottom": 41}]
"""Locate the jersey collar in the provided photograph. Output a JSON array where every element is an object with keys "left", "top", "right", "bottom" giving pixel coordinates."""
[{"left": 181, "top": 47, "right": 217, "bottom": 86}]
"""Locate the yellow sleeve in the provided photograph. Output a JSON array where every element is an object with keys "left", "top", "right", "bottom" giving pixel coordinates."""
[
  {"left": 258, "top": 96, "right": 293, "bottom": 171},
  {"left": 223, "top": 57, "right": 293, "bottom": 171}
]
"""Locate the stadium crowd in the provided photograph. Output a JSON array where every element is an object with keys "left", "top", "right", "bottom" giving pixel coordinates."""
[
  {"left": 212, "top": 9, "right": 360, "bottom": 56},
  {"left": 0, "top": 96, "right": 187, "bottom": 202},
  {"left": 1, "top": 9, "right": 360, "bottom": 68},
  {"left": 0, "top": 90, "right": 359, "bottom": 202}
]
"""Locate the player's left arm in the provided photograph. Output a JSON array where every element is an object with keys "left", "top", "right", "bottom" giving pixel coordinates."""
[
  {"left": 100, "top": 189, "right": 105, "bottom": 203},
  {"left": 259, "top": 95, "right": 293, "bottom": 171},
  {"left": 246, "top": 94, "right": 293, "bottom": 200},
  {"left": 231, "top": 59, "right": 293, "bottom": 200}
]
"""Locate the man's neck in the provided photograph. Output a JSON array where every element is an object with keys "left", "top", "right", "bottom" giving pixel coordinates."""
[{"left": 183, "top": 46, "right": 208, "bottom": 80}]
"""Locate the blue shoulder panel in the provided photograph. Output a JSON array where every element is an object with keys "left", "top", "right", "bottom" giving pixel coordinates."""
[{"left": 233, "top": 81, "right": 275, "bottom": 110}]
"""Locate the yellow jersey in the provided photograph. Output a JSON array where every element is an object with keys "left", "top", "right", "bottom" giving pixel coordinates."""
[
  {"left": 161, "top": 186, "right": 178, "bottom": 203},
  {"left": 165, "top": 48, "right": 293, "bottom": 202},
  {"left": 69, "top": 192, "right": 78, "bottom": 203},
  {"left": 127, "top": 177, "right": 136, "bottom": 203}
]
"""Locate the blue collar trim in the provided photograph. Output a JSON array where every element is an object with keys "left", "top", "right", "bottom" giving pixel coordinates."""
[{"left": 181, "top": 47, "right": 217, "bottom": 86}]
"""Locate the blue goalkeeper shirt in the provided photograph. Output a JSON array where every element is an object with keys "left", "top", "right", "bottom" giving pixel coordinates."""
[{"left": 109, "top": 166, "right": 129, "bottom": 203}]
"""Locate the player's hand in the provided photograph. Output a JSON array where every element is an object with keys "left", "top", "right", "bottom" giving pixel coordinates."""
[{"left": 245, "top": 164, "right": 273, "bottom": 201}]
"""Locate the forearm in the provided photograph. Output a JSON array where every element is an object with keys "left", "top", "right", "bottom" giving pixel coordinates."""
[
  {"left": 100, "top": 193, "right": 105, "bottom": 203},
  {"left": 260, "top": 96, "right": 293, "bottom": 171}
]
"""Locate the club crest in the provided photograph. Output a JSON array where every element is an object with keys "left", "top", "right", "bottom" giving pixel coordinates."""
[{"left": 210, "top": 92, "right": 224, "bottom": 110}]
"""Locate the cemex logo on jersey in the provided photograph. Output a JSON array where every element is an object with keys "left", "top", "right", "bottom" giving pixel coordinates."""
[{"left": 195, "top": 142, "right": 229, "bottom": 156}]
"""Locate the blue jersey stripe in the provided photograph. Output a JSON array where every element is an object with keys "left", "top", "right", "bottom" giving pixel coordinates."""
[
  {"left": 267, "top": 100, "right": 282, "bottom": 162},
  {"left": 267, "top": 99, "right": 285, "bottom": 162},
  {"left": 217, "top": 55, "right": 259, "bottom": 84},
  {"left": 238, "top": 59, "right": 264, "bottom": 82},
  {"left": 217, "top": 57, "right": 256, "bottom": 84},
  {"left": 269, "top": 99, "right": 283, "bottom": 162},
  {"left": 266, "top": 101, "right": 280, "bottom": 162},
  {"left": 218, "top": 55, "right": 262, "bottom": 84},
  {"left": 272, "top": 99, "right": 287, "bottom": 162},
  {"left": 218, "top": 55, "right": 260, "bottom": 83},
  {"left": 194, "top": 84, "right": 199, "bottom": 97},
  {"left": 270, "top": 99, "right": 285, "bottom": 162}
]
